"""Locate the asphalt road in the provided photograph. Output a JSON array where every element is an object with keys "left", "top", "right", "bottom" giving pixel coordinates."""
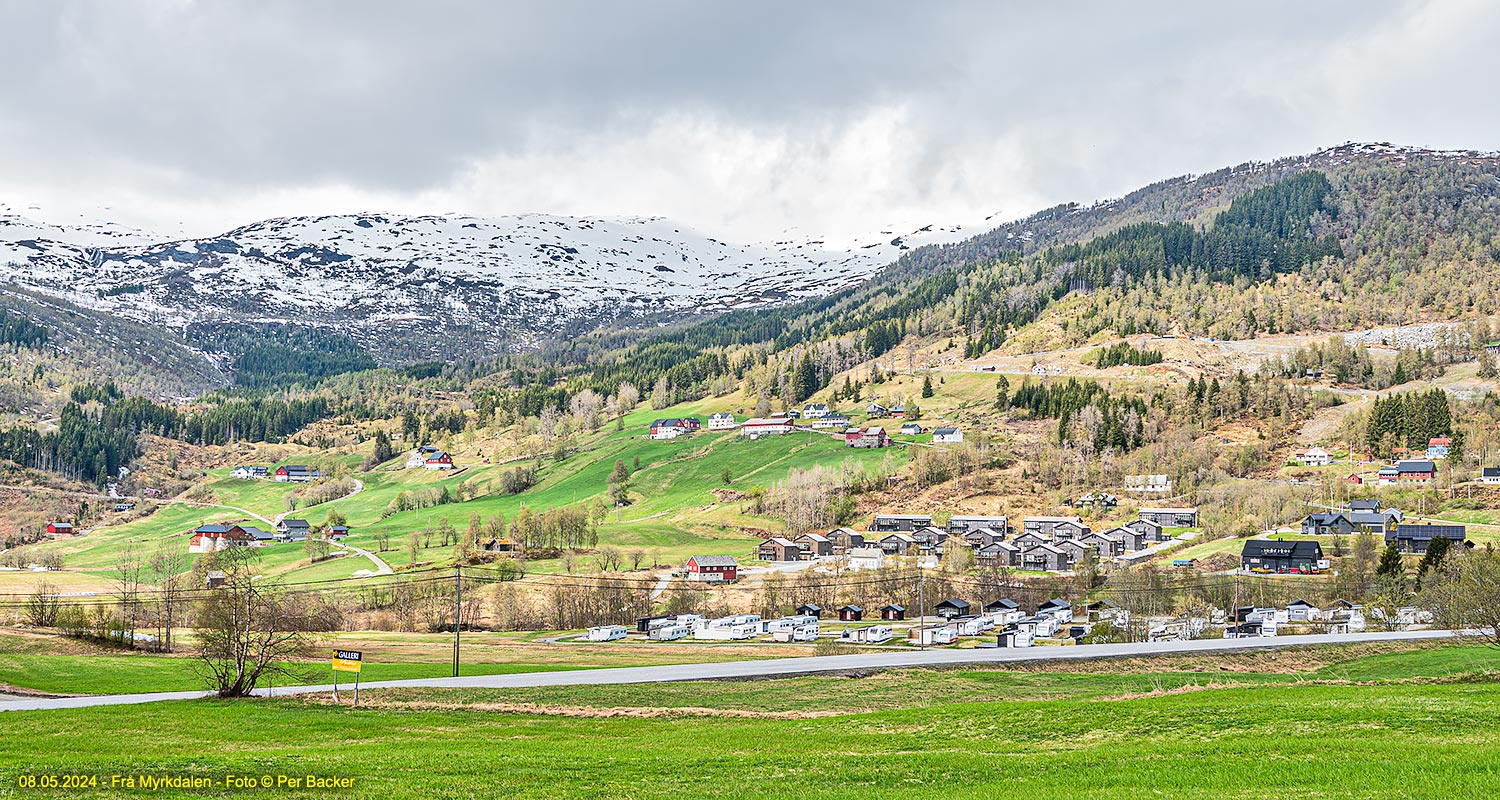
[{"left": 0, "top": 629, "right": 1458, "bottom": 713}]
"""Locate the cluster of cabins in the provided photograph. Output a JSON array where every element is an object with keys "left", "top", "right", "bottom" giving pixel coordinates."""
[
  {"left": 752, "top": 509, "right": 1194, "bottom": 573},
  {"left": 230, "top": 464, "right": 322, "bottom": 482},
  {"left": 1296, "top": 499, "right": 1467, "bottom": 554},
  {"left": 185, "top": 517, "right": 348, "bottom": 553}
]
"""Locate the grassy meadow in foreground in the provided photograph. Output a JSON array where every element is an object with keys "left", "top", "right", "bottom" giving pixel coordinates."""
[{"left": 1, "top": 644, "right": 1498, "bottom": 798}]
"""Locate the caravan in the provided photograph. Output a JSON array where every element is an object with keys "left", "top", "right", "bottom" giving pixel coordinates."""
[
  {"left": 842, "top": 625, "right": 893, "bottom": 644},
  {"left": 649, "top": 624, "right": 691, "bottom": 641},
  {"left": 584, "top": 625, "right": 629, "bottom": 642}
]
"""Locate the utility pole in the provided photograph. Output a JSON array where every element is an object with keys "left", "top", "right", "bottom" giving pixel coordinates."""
[
  {"left": 1231, "top": 571, "right": 1240, "bottom": 636},
  {"left": 452, "top": 564, "right": 462, "bottom": 678},
  {"left": 916, "top": 566, "right": 927, "bottom": 649}
]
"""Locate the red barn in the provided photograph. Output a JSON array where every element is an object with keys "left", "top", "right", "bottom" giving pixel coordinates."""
[
  {"left": 844, "top": 427, "right": 890, "bottom": 448},
  {"left": 685, "top": 555, "right": 738, "bottom": 582},
  {"left": 46, "top": 522, "right": 74, "bottom": 535}
]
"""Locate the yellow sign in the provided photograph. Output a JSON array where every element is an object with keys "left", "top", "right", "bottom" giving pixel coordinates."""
[{"left": 331, "top": 649, "right": 362, "bottom": 673}]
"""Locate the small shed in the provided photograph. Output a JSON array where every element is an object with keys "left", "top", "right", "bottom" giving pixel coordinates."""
[
  {"left": 935, "top": 598, "right": 971, "bottom": 619},
  {"left": 796, "top": 603, "right": 823, "bottom": 618},
  {"left": 838, "top": 604, "right": 864, "bottom": 622},
  {"left": 881, "top": 604, "right": 906, "bottom": 620}
]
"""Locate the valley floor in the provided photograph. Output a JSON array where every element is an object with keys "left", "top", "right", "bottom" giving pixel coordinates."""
[{"left": 0, "top": 640, "right": 1496, "bottom": 798}]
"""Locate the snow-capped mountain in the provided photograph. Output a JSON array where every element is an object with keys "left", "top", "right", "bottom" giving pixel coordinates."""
[{"left": 0, "top": 209, "right": 975, "bottom": 362}]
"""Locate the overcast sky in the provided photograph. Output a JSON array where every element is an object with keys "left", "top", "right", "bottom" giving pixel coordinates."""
[{"left": 2, "top": 0, "right": 1498, "bottom": 242}]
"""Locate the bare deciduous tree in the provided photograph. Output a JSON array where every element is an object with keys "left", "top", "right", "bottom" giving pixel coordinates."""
[
  {"left": 194, "top": 549, "right": 327, "bottom": 697},
  {"left": 24, "top": 579, "right": 61, "bottom": 628}
]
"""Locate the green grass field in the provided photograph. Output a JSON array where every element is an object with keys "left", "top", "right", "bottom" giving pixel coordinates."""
[
  {"left": 2, "top": 643, "right": 1498, "bottom": 798},
  {"left": 9, "top": 395, "right": 915, "bottom": 590},
  {"left": 0, "top": 630, "right": 800, "bottom": 696}
]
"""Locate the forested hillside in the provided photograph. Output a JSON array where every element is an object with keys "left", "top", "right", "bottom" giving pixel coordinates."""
[{"left": 567, "top": 145, "right": 1500, "bottom": 410}]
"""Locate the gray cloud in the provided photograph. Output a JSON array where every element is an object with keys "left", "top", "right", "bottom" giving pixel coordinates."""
[{"left": 1, "top": 0, "right": 1497, "bottom": 239}]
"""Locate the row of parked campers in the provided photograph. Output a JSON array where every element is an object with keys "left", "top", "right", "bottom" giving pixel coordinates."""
[{"left": 626, "top": 613, "right": 824, "bottom": 642}]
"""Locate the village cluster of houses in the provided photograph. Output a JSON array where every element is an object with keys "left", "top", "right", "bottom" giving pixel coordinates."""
[
  {"left": 743, "top": 508, "right": 1195, "bottom": 574},
  {"left": 652, "top": 403, "right": 963, "bottom": 448},
  {"left": 1288, "top": 437, "right": 1498, "bottom": 487},
  {"left": 185, "top": 517, "right": 348, "bottom": 553},
  {"left": 231, "top": 464, "right": 322, "bottom": 482},
  {"left": 1296, "top": 499, "right": 1468, "bottom": 554}
]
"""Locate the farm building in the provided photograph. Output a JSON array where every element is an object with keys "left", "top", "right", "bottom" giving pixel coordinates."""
[
  {"left": 274, "top": 465, "right": 320, "bottom": 482},
  {"left": 650, "top": 419, "right": 689, "bottom": 440},
  {"left": 421, "top": 451, "right": 455, "bottom": 470},
  {"left": 188, "top": 524, "right": 256, "bottom": 553},
  {"left": 707, "top": 412, "right": 737, "bottom": 430},
  {"left": 844, "top": 426, "right": 891, "bottom": 448},
  {"left": 739, "top": 418, "right": 795, "bottom": 438},
  {"left": 685, "top": 555, "right": 738, "bottom": 582},
  {"left": 45, "top": 522, "right": 73, "bottom": 535},
  {"left": 1394, "top": 460, "right": 1437, "bottom": 481},
  {"left": 1241, "top": 539, "right": 1324, "bottom": 573},
  {"left": 231, "top": 465, "right": 268, "bottom": 479},
  {"left": 900, "top": 422, "right": 924, "bottom": 435},
  {"left": 1427, "top": 437, "right": 1452, "bottom": 460},
  {"left": 1139, "top": 507, "right": 1198, "bottom": 527},
  {"left": 1483, "top": 467, "right": 1500, "bottom": 485}
]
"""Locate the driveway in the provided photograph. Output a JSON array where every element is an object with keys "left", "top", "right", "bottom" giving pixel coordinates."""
[{"left": 0, "top": 629, "right": 1457, "bottom": 712}]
